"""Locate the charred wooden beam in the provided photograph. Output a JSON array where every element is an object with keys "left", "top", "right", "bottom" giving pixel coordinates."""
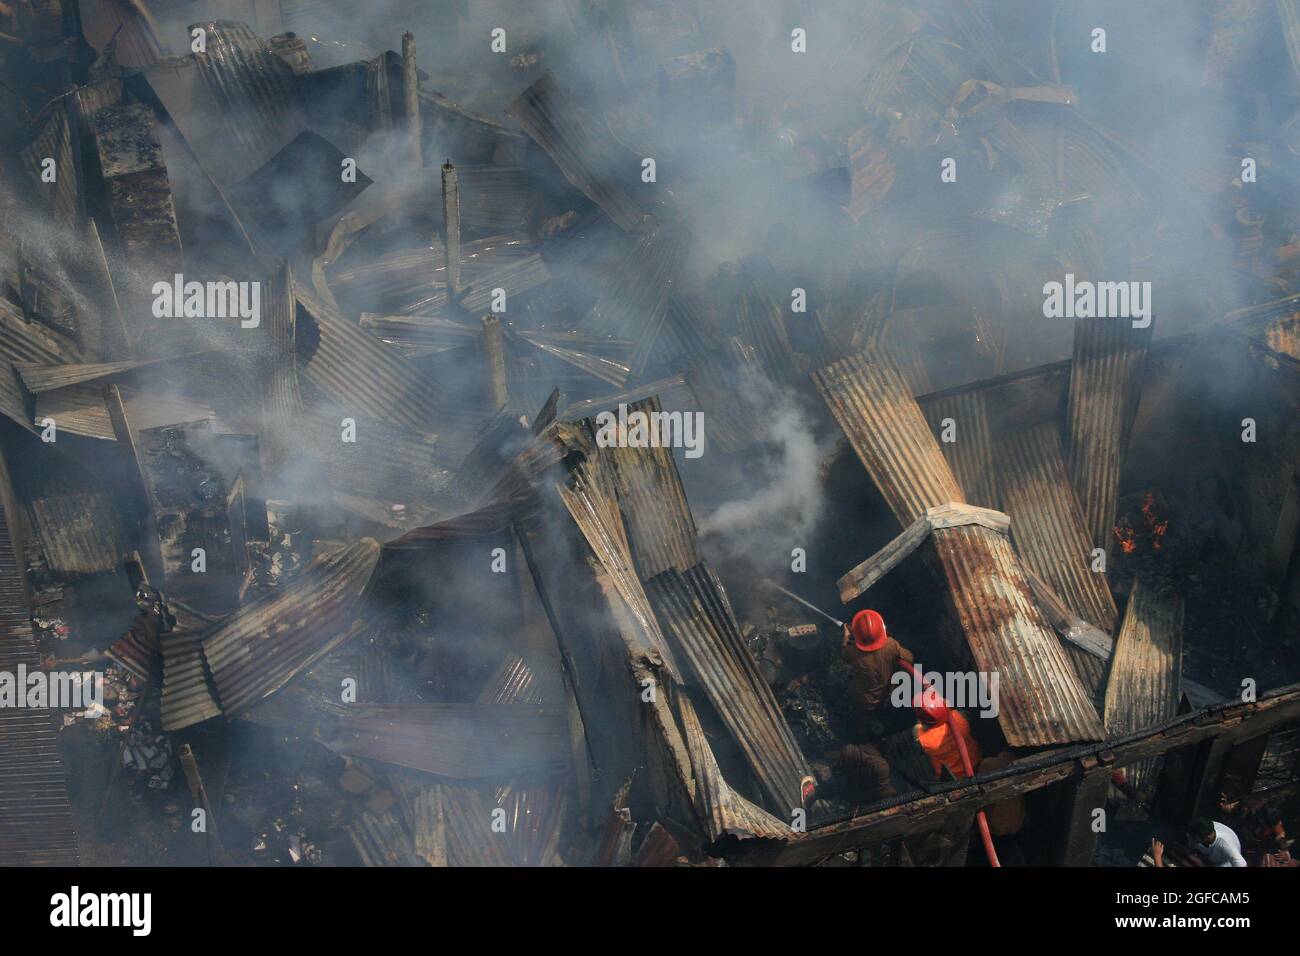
[{"left": 402, "top": 32, "right": 421, "bottom": 168}]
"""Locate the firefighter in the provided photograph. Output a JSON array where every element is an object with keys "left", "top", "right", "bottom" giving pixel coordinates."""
[
  {"left": 841, "top": 609, "right": 914, "bottom": 740},
  {"left": 913, "top": 686, "right": 982, "bottom": 781}
]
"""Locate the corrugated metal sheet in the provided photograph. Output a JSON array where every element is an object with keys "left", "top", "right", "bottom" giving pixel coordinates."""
[
  {"left": 558, "top": 454, "right": 680, "bottom": 673},
  {"left": 598, "top": 397, "right": 700, "bottom": 579},
  {"left": 923, "top": 390, "right": 995, "bottom": 508},
  {"left": 329, "top": 703, "right": 567, "bottom": 780},
  {"left": 648, "top": 564, "right": 809, "bottom": 816},
  {"left": 201, "top": 538, "right": 380, "bottom": 719},
  {"left": 0, "top": 298, "right": 88, "bottom": 366},
  {"left": 107, "top": 605, "right": 165, "bottom": 682},
  {"left": 813, "top": 347, "right": 965, "bottom": 527},
  {"left": 348, "top": 809, "right": 423, "bottom": 867},
  {"left": 0, "top": 361, "right": 32, "bottom": 434},
  {"left": 160, "top": 610, "right": 224, "bottom": 732},
  {"left": 15, "top": 359, "right": 167, "bottom": 394},
  {"left": 583, "top": 221, "right": 690, "bottom": 377},
  {"left": 295, "top": 285, "right": 437, "bottom": 434},
  {"left": 930, "top": 522, "right": 1105, "bottom": 746},
  {"left": 507, "top": 73, "right": 645, "bottom": 232},
  {"left": 329, "top": 235, "right": 534, "bottom": 312},
  {"left": 676, "top": 692, "right": 790, "bottom": 843},
  {"left": 21, "top": 106, "right": 80, "bottom": 228},
  {"left": 736, "top": 284, "right": 799, "bottom": 387},
  {"left": 25, "top": 490, "right": 124, "bottom": 577},
  {"left": 80, "top": 0, "right": 167, "bottom": 68},
  {"left": 995, "top": 424, "right": 1118, "bottom": 633},
  {"left": 33, "top": 384, "right": 113, "bottom": 440},
  {"left": 146, "top": 20, "right": 306, "bottom": 188},
  {"left": 0, "top": 482, "right": 80, "bottom": 865},
  {"left": 1066, "top": 316, "right": 1151, "bottom": 554},
  {"left": 440, "top": 784, "right": 515, "bottom": 866},
  {"left": 1103, "top": 578, "right": 1184, "bottom": 793}
]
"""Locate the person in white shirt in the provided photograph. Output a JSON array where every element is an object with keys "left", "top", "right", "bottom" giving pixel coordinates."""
[{"left": 1187, "top": 817, "right": 1248, "bottom": 867}]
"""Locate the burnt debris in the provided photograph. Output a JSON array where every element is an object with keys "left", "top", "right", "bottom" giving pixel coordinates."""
[{"left": 0, "top": 1, "right": 1298, "bottom": 871}]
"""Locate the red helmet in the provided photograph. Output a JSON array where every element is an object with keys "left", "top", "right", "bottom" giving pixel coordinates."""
[
  {"left": 913, "top": 688, "right": 951, "bottom": 726},
  {"left": 850, "top": 609, "right": 888, "bottom": 652}
]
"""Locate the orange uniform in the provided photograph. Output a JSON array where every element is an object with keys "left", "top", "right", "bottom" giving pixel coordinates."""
[{"left": 916, "top": 710, "right": 982, "bottom": 781}]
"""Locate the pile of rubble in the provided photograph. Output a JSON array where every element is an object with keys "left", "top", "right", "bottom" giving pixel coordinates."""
[{"left": 1, "top": 1, "right": 1298, "bottom": 868}]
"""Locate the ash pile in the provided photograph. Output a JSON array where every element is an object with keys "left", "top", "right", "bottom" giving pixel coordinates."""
[{"left": 0, "top": 1, "right": 1298, "bottom": 869}]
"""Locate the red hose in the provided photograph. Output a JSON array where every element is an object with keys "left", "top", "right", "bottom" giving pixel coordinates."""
[{"left": 899, "top": 660, "right": 1002, "bottom": 867}]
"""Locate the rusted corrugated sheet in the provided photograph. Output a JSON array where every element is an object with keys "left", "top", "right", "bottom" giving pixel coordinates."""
[
  {"left": 329, "top": 235, "right": 533, "bottom": 311},
  {"left": 328, "top": 703, "right": 568, "bottom": 780},
  {"left": 441, "top": 784, "right": 515, "bottom": 866},
  {"left": 558, "top": 455, "right": 680, "bottom": 672},
  {"left": 34, "top": 385, "right": 113, "bottom": 440},
  {"left": 929, "top": 522, "right": 1105, "bottom": 746},
  {"left": 649, "top": 564, "right": 809, "bottom": 816},
  {"left": 584, "top": 221, "right": 690, "bottom": 377},
  {"left": 25, "top": 490, "right": 124, "bottom": 577},
  {"left": 507, "top": 73, "right": 645, "bottom": 232},
  {"left": 21, "top": 106, "right": 81, "bottom": 228},
  {"left": 598, "top": 397, "right": 700, "bottom": 579},
  {"left": 813, "top": 347, "right": 965, "bottom": 527},
  {"left": 1103, "top": 578, "right": 1184, "bottom": 793},
  {"left": 201, "top": 538, "right": 380, "bottom": 718},
  {"left": 994, "top": 424, "right": 1118, "bottom": 633},
  {"left": 1066, "top": 316, "right": 1151, "bottom": 554},
  {"left": 676, "top": 693, "right": 790, "bottom": 843},
  {"left": 160, "top": 611, "right": 224, "bottom": 731},
  {"left": 348, "top": 809, "right": 423, "bottom": 867},
  {"left": 295, "top": 286, "right": 437, "bottom": 434},
  {"left": 0, "top": 361, "right": 31, "bottom": 433},
  {"left": 0, "top": 298, "right": 88, "bottom": 366},
  {"left": 923, "top": 390, "right": 995, "bottom": 508},
  {"left": 146, "top": 21, "right": 306, "bottom": 188},
  {"left": 107, "top": 605, "right": 165, "bottom": 682},
  {"left": 80, "top": 0, "right": 167, "bottom": 68},
  {"left": 0, "top": 480, "right": 80, "bottom": 865},
  {"left": 16, "top": 359, "right": 163, "bottom": 394}
]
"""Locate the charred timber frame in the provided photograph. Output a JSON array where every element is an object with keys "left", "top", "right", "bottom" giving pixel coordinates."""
[{"left": 729, "top": 683, "right": 1300, "bottom": 866}]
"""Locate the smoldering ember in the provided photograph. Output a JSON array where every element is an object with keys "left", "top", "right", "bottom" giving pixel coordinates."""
[{"left": 0, "top": 0, "right": 1298, "bottom": 875}]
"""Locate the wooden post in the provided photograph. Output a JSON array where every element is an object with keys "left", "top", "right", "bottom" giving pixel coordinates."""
[
  {"left": 1061, "top": 766, "right": 1113, "bottom": 866},
  {"left": 402, "top": 32, "right": 421, "bottom": 168},
  {"left": 482, "top": 314, "right": 509, "bottom": 411},
  {"left": 440, "top": 161, "right": 462, "bottom": 300}
]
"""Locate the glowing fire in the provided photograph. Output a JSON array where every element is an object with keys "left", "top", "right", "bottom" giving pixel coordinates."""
[{"left": 1113, "top": 492, "right": 1168, "bottom": 554}]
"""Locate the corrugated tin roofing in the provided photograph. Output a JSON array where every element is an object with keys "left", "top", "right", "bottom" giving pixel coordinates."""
[
  {"left": 1066, "top": 316, "right": 1151, "bottom": 554},
  {"left": 923, "top": 390, "right": 995, "bottom": 508},
  {"left": 598, "top": 397, "right": 701, "bottom": 580},
  {"left": 1102, "top": 578, "right": 1184, "bottom": 793},
  {"left": 676, "top": 692, "right": 790, "bottom": 843},
  {"left": 648, "top": 564, "right": 809, "bottom": 816},
  {"left": 328, "top": 703, "right": 568, "bottom": 780},
  {"left": 295, "top": 284, "right": 437, "bottom": 434},
  {"left": 930, "top": 521, "right": 1105, "bottom": 746},
  {"left": 0, "top": 484, "right": 80, "bottom": 865},
  {"left": 201, "top": 538, "right": 380, "bottom": 719},
  {"left": 507, "top": 73, "right": 645, "bottom": 232},
  {"left": 25, "top": 490, "right": 124, "bottom": 577},
  {"left": 813, "top": 347, "right": 965, "bottom": 527},
  {"left": 160, "top": 608, "right": 224, "bottom": 732},
  {"left": 995, "top": 424, "right": 1118, "bottom": 634},
  {"left": 145, "top": 21, "right": 306, "bottom": 188}
]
